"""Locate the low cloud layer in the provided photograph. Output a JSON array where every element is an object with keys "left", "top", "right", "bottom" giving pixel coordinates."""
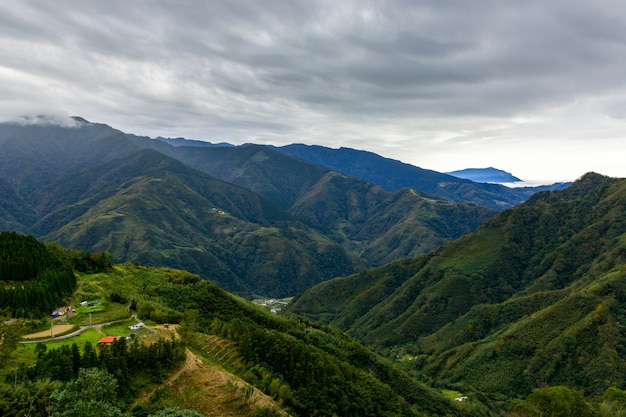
[{"left": 2, "top": 1, "right": 626, "bottom": 182}]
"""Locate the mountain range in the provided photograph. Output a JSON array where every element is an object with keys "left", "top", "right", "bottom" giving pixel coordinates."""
[
  {"left": 2, "top": 116, "right": 626, "bottom": 415},
  {"left": 274, "top": 144, "right": 568, "bottom": 210},
  {"left": 0, "top": 117, "right": 509, "bottom": 297},
  {"left": 285, "top": 172, "right": 626, "bottom": 401}
]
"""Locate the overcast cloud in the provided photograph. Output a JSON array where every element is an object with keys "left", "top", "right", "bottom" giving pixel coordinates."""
[{"left": 1, "top": 1, "right": 626, "bottom": 183}]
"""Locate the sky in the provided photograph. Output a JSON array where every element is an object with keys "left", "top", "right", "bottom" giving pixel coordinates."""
[{"left": 1, "top": 1, "right": 626, "bottom": 184}]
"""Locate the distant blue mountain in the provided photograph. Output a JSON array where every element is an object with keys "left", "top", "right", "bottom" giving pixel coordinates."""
[
  {"left": 446, "top": 167, "right": 522, "bottom": 183},
  {"left": 275, "top": 144, "right": 569, "bottom": 210}
]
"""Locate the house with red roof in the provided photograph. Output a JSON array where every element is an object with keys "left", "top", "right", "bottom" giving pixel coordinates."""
[{"left": 98, "top": 336, "right": 121, "bottom": 345}]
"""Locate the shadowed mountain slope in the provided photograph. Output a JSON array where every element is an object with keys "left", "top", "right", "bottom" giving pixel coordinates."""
[
  {"left": 0, "top": 119, "right": 138, "bottom": 197},
  {"left": 276, "top": 144, "right": 569, "bottom": 210}
]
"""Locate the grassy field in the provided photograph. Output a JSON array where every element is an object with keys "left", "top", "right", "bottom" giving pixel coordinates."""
[
  {"left": 16, "top": 321, "right": 175, "bottom": 365},
  {"left": 8, "top": 265, "right": 185, "bottom": 373}
]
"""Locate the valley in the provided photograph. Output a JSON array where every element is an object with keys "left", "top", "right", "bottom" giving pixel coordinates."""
[
  {"left": 1, "top": 237, "right": 478, "bottom": 416},
  {"left": 1, "top": 119, "right": 626, "bottom": 416}
]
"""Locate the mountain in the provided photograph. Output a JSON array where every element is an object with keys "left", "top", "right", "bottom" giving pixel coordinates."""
[
  {"left": 275, "top": 144, "right": 569, "bottom": 210},
  {"left": 446, "top": 167, "right": 522, "bottom": 183},
  {"left": 156, "top": 136, "right": 234, "bottom": 147},
  {"left": 0, "top": 118, "right": 139, "bottom": 197},
  {"left": 0, "top": 121, "right": 363, "bottom": 297},
  {"left": 0, "top": 118, "right": 495, "bottom": 296},
  {"left": 287, "top": 172, "right": 495, "bottom": 266},
  {"left": 124, "top": 133, "right": 497, "bottom": 266},
  {"left": 0, "top": 240, "right": 487, "bottom": 417},
  {"left": 285, "top": 173, "right": 626, "bottom": 400}
]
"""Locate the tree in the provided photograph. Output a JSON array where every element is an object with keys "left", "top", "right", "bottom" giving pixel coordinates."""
[
  {"left": 507, "top": 386, "right": 595, "bottom": 417},
  {"left": 48, "top": 368, "right": 125, "bottom": 417},
  {"left": 148, "top": 407, "right": 204, "bottom": 417}
]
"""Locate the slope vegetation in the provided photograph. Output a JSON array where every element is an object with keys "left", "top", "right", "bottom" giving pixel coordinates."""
[
  {"left": 1, "top": 254, "right": 485, "bottom": 417},
  {"left": 286, "top": 173, "right": 626, "bottom": 399},
  {"left": 0, "top": 119, "right": 497, "bottom": 296},
  {"left": 38, "top": 149, "right": 362, "bottom": 297},
  {"left": 129, "top": 136, "right": 496, "bottom": 265}
]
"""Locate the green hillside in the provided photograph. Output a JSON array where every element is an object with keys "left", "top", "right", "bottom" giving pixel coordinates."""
[
  {"left": 0, "top": 234, "right": 481, "bottom": 417},
  {"left": 285, "top": 173, "right": 626, "bottom": 402},
  {"left": 36, "top": 149, "right": 362, "bottom": 297},
  {"left": 290, "top": 174, "right": 495, "bottom": 265},
  {"left": 130, "top": 136, "right": 496, "bottom": 266},
  {"left": 0, "top": 119, "right": 496, "bottom": 297}
]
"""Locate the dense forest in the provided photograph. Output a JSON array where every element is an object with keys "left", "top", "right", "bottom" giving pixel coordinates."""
[
  {"left": 0, "top": 232, "right": 77, "bottom": 317},
  {"left": 285, "top": 173, "right": 626, "bottom": 414},
  {"left": 5, "top": 338, "right": 186, "bottom": 417}
]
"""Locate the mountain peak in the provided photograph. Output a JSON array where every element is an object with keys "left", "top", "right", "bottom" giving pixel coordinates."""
[
  {"left": 445, "top": 167, "right": 522, "bottom": 183},
  {"left": 70, "top": 116, "right": 90, "bottom": 124}
]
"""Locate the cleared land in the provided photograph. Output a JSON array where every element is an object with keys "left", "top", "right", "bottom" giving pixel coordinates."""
[{"left": 23, "top": 324, "right": 75, "bottom": 339}]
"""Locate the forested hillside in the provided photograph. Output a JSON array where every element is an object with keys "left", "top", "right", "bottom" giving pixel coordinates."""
[
  {"left": 285, "top": 173, "right": 626, "bottom": 407},
  {"left": 0, "top": 119, "right": 496, "bottom": 297},
  {"left": 128, "top": 136, "right": 498, "bottom": 266},
  {"left": 0, "top": 236, "right": 483, "bottom": 417},
  {"left": 0, "top": 232, "right": 76, "bottom": 317}
]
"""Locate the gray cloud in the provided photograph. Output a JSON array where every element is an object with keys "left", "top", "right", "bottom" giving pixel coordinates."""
[{"left": 1, "top": 0, "right": 626, "bottom": 182}]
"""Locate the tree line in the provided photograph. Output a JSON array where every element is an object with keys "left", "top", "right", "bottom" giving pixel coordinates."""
[
  {"left": 0, "top": 232, "right": 113, "bottom": 318},
  {"left": 18, "top": 337, "right": 186, "bottom": 403},
  {"left": 2, "top": 337, "right": 186, "bottom": 417}
]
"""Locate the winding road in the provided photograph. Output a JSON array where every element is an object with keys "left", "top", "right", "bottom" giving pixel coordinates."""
[{"left": 20, "top": 319, "right": 135, "bottom": 344}]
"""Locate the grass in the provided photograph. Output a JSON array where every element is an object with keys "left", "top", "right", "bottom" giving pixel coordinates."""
[
  {"left": 441, "top": 389, "right": 464, "bottom": 399},
  {"left": 5, "top": 265, "right": 184, "bottom": 375},
  {"left": 14, "top": 329, "right": 105, "bottom": 366}
]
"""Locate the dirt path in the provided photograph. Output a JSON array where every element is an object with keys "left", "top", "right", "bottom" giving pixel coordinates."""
[
  {"left": 20, "top": 318, "right": 132, "bottom": 343},
  {"left": 22, "top": 324, "right": 76, "bottom": 339}
]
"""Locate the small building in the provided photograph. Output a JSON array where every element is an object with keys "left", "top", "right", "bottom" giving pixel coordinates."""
[
  {"left": 51, "top": 306, "right": 71, "bottom": 318},
  {"left": 98, "top": 336, "right": 121, "bottom": 345}
]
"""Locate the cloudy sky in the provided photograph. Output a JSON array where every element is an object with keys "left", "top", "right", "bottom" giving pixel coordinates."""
[{"left": 2, "top": 1, "right": 626, "bottom": 184}]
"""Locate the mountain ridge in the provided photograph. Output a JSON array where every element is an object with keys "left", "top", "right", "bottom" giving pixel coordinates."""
[
  {"left": 0, "top": 118, "right": 495, "bottom": 296},
  {"left": 285, "top": 172, "right": 626, "bottom": 398},
  {"left": 275, "top": 143, "right": 569, "bottom": 210}
]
